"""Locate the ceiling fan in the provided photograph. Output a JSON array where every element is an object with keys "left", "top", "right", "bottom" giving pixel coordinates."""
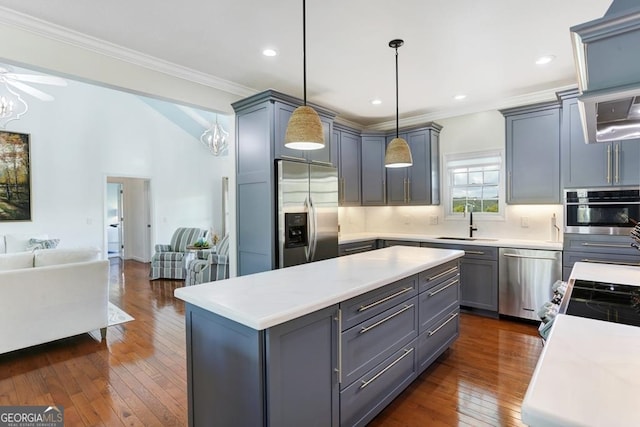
[{"left": 0, "top": 64, "right": 67, "bottom": 128}]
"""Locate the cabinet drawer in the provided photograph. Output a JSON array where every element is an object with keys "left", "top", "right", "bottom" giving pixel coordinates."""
[
  {"left": 563, "top": 251, "right": 640, "bottom": 268},
  {"left": 339, "top": 240, "right": 378, "bottom": 256},
  {"left": 418, "top": 260, "right": 459, "bottom": 292},
  {"left": 417, "top": 308, "right": 459, "bottom": 373},
  {"left": 419, "top": 276, "right": 459, "bottom": 333},
  {"left": 382, "top": 240, "right": 420, "bottom": 247},
  {"left": 341, "top": 296, "right": 418, "bottom": 388},
  {"left": 341, "top": 275, "right": 418, "bottom": 330},
  {"left": 340, "top": 341, "right": 417, "bottom": 427},
  {"left": 421, "top": 242, "right": 497, "bottom": 260},
  {"left": 563, "top": 234, "right": 638, "bottom": 256}
]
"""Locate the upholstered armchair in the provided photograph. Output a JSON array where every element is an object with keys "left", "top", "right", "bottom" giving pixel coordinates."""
[
  {"left": 150, "top": 227, "right": 208, "bottom": 280},
  {"left": 185, "top": 234, "right": 230, "bottom": 286}
]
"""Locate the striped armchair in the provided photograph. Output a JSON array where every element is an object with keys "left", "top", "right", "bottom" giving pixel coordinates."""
[
  {"left": 150, "top": 227, "right": 207, "bottom": 280},
  {"left": 185, "top": 234, "right": 230, "bottom": 286}
]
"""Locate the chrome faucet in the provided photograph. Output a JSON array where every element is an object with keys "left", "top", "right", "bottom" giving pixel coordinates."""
[{"left": 464, "top": 204, "right": 478, "bottom": 238}]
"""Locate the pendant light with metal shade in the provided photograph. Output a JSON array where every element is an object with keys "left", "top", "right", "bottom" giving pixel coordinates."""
[
  {"left": 385, "top": 39, "right": 413, "bottom": 168},
  {"left": 284, "top": 0, "right": 325, "bottom": 151}
]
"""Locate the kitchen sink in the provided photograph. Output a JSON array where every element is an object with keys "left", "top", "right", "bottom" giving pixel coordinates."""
[{"left": 435, "top": 236, "right": 498, "bottom": 241}]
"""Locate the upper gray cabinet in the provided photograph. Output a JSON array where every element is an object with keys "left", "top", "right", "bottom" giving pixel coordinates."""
[
  {"left": 559, "top": 90, "right": 640, "bottom": 188},
  {"left": 334, "top": 125, "right": 362, "bottom": 206},
  {"left": 385, "top": 125, "right": 442, "bottom": 206},
  {"left": 502, "top": 102, "right": 561, "bottom": 204},
  {"left": 361, "top": 133, "right": 387, "bottom": 206}
]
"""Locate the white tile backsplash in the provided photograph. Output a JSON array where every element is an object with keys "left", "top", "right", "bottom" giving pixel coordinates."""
[{"left": 339, "top": 205, "right": 564, "bottom": 242}]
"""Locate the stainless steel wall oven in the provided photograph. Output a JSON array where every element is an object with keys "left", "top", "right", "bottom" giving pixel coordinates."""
[{"left": 564, "top": 187, "right": 640, "bottom": 235}]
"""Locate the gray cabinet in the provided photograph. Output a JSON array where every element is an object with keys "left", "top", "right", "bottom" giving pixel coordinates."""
[
  {"left": 335, "top": 125, "right": 362, "bottom": 206},
  {"left": 385, "top": 126, "right": 441, "bottom": 206},
  {"left": 421, "top": 242, "right": 498, "bottom": 313},
  {"left": 562, "top": 233, "right": 639, "bottom": 280},
  {"left": 361, "top": 133, "right": 387, "bottom": 206},
  {"left": 339, "top": 240, "right": 378, "bottom": 256},
  {"left": 232, "top": 90, "right": 336, "bottom": 276},
  {"left": 274, "top": 100, "right": 335, "bottom": 166},
  {"left": 559, "top": 90, "right": 640, "bottom": 188},
  {"left": 502, "top": 102, "right": 561, "bottom": 204},
  {"left": 185, "top": 303, "right": 339, "bottom": 426}
]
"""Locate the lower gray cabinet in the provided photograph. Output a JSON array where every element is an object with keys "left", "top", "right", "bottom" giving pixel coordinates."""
[
  {"left": 562, "top": 233, "right": 640, "bottom": 280},
  {"left": 382, "top": 240, "right": 421, "bottom": 247},
  {"left": 339, "top": 240, "right": 378, "bottom": 256},
  {"left": 417, "top": 308, "right": 459, "bottom": 372},
  {"left": 185, "top": 303, "right": 339, "bottom": 427}
]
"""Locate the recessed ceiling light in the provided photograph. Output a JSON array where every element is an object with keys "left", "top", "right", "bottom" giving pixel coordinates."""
[
  {"left": 535, "top": 55, "right": 555, "bottom": 65},
  {"left": 453, "top": 94, "right": 467, "bottom": 101},
  {"left": 371, "top": 99, "right": 382, "bottom": 105},
  {"left": 262, "top": 49, "right": 277, "bottom": 57}
]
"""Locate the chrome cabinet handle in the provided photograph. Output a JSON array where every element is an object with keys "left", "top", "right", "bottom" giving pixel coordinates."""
[
  {"left": 581, "top": 242, "right": 630, "bottom": 248},
  {"left": 344, "top": 245, "right": 375, "bottom": 253},
  {"left": 614, "top": 143, "right": 620, "bottom": 184},
  {"left": 359, "top": 304, "right": 413, "bottom": 334},
  {"left": 465, "top": 250, "right": 485, "bottom": 255},
  {"left": 334, "top": 308, "right": 342, "bottom": 384},
  {"left": 407, "top": 179, "right": 411, "bottom": 203},
  {"left": 427, "top": 266, "right": 458, "bottom": 282},
  {"left": 606, "top": 144, "right": 612, "bottom": 184},
  {"left": 360, "top": 348, "right": 414, "bottom": 389},
  {"left": 310, "top": 160, "right": 333, "bottom": 166},
  {"left": 428, "top": 278, "right": 459, "bottom": 297},
  {"left": 382, "top": 179, "right": 387, "bottom": 204},
  {"left": 357, "top": 287, "right": 413, "bottom": 312},
  {"left": 428, "top": 312, "right": 458, "bottom": 337}
]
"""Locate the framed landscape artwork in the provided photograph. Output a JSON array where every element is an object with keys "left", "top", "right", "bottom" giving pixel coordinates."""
[{"left": 0, "top": 131, "right": 31, "bottom": 221}]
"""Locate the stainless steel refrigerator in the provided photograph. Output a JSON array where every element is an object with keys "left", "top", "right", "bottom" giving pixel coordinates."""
[{"left": 276, "top": 159, "right": 339, "bottom": 268}]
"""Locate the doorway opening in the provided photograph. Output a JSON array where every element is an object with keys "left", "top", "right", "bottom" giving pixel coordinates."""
[{"left": 105, "top": 177, "right": 152, "bottom": 263}]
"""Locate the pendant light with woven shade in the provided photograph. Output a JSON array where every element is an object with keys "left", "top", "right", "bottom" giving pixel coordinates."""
[
  {"left": 284, "top": 0, "right": 324, "bottom": 150},
  {"left": 385, "top": 39, "right": 413, "bottom": 168}
]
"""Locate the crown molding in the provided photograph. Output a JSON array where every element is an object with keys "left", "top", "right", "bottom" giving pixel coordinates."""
[
  {"left": 364, "top": 84, "right": 577, "bottom": 131},
  {"left": 0, "top": 6, "right": 257, "bottom": 98}
]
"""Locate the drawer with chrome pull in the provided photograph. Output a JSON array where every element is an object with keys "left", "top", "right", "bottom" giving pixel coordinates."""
[
  {"left": 417, "top": 307, "right": 459, "bottom": 374},
  {"left": 418, "top": 260, "right": 459, "bottom": 293},
  {"left": 340, "top": 296, "right": 418, "bottom": 389},
  {"left": 418, "top": 274, "right": 460, "bottom": 333},
  {"left": 340, "top": 340, "right": 417, "bottom": 427},
  {"left": 340, "top": 274, "right": 418, "bottom": 331}
]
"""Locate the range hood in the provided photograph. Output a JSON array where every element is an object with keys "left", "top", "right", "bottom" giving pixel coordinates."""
[{"left": 571, "top": 0, "right": 640, "bottom": 143}]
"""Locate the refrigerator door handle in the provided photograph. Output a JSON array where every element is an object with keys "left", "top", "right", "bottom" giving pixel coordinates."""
[
  {"left": 303, "top": 196, "right": 312, "bottom": 262},
  {"left": 308, "top": 196, "right": 318, "bottom": 261}
]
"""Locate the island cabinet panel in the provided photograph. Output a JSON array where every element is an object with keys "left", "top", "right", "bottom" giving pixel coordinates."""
[
  {"left": 417, "top": 307, "right": 459, "bottom": 373},
  {"left": 340, "top": 341, "right": 418, "bottom": 427},
  {"left": 341, "top": 295, "right": 418, "bottom": 388},
  {"left": 341, "top": 274, "right": 418, "bottom": 330},
  {"left": 185, "top": 303, "right": 339, "bottom": 427},
  {"left": 418, "top": 267, "right": 460, "bottom": 331}
]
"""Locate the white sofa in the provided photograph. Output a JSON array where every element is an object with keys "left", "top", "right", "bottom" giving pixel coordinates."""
[{"left": 0, "top": 246, "right": 110, "bottom": 355}]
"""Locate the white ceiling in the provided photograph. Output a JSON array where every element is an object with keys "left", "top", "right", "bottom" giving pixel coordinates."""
[{"left": 0, "top": 0, "right": 613, "bottom": 127}]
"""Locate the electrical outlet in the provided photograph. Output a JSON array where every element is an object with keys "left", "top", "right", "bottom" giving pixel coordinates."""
[
  {"left": 429, "top": 215, "right": 438, "bottom": 225},
  {"left": 521, "top": 216, "right": 529, "bottom": 228}
]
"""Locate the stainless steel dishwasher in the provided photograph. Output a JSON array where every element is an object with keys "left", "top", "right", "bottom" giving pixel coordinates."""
[{"left": 498, "top": 248, "right": 562, "bottom": 321}]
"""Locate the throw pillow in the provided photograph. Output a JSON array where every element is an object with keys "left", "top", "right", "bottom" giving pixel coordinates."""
[{"left": 26, "top": 238, "right": 60, "bottom": 251}]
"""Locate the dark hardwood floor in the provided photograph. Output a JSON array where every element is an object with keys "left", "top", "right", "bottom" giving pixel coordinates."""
[{"left": 0, "top": 259, "right": 543, "bottom": 426}]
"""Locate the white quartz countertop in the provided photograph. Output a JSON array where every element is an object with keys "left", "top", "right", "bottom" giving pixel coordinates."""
[
  {"left": 522, "top": 262, "right": 640, "bottom": 427},
  {"left": 174, "top": 246, "right": 464, "bottom": 330},
  {"left": 521, "top": 314, "right": 640, "bottom": 427},
  {"left": 339, "top": 232, "right": 563, "bottom": 250}
]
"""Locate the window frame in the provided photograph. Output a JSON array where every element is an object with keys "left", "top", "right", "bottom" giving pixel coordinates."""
[{"left": 443, "top": 150, "right": 505, "bottom": 221}]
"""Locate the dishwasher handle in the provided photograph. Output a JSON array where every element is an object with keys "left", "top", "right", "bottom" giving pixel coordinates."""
[{"left": 502, "top": 253, "right": 558, "bottom": 261}]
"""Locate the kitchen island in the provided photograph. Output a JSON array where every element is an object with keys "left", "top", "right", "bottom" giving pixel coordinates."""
[{"left": 174, "top": 246, "right": 464, "bottom": 426}]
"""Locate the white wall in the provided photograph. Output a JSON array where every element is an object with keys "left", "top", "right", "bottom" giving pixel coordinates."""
[
  {"left": 339, "top": 110, "right": 564, "bottom": 242},
  {"left": 0, "top": 75, "right": 235, "bottom": 260}
]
